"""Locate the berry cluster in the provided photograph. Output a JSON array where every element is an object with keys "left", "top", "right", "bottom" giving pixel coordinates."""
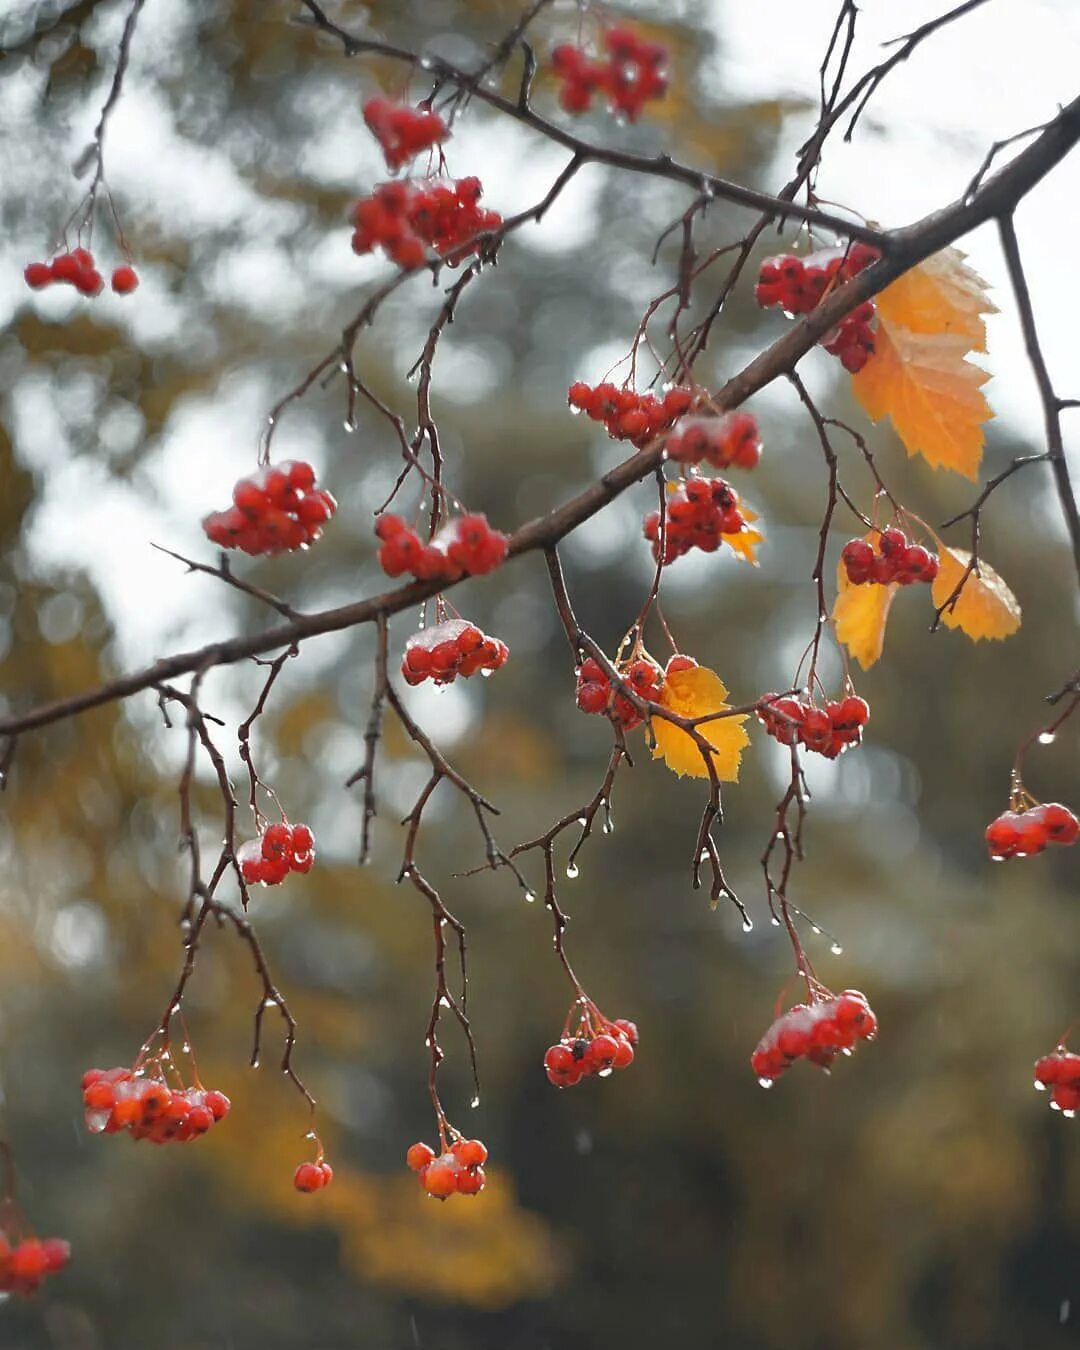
[
  {"left": 24, "top": 249, "right": 138, "bottom": 298},
  {"left": 643, "top": 477, "right": 746, "bottom": 565},
  {"left": 238, "top": 822, "right": 315, "bottom": 885},
  {"left": 841, "top": 529, "right": 939, "bottom": 586},
  {"left": 665, "top": 411, "right": 762, "bottom": 471},
  {"left": 755, "top": 242, "right": 881, "bottom": 372},
  {"left": 82, "top": 1067, "right": 231, "bottom": 1143},
  {"left": 406, "top": 1138, "right": 487, "bottom": 1199},
  {"left": 1034, "top": 1050, "right": 1080, "bottom": 1116},
  {"left": 375, "top": 512, "right": 509, "bottom": 582},
  {"left": 401, "top": 618, "right": 508, "bottom": 687},
  {"left": 751, "top": 991, "right": 877, "bottom": 1086},
  {"left": 985, "top": 802, "right": 1079, "bottom": 860},
  {"left": 551, "top": 27, "right": 668, "bottom": 120},
  {"left": 202, "top": 461, "right": 336, "bottom": 556},
  {"left": 350, "top": 178, "right": 501, "bottom": 270},
  {"left": 294, "top": 1160, "right": 335, "bottom": 1193},
  {"left": 544, "top": 1015, "right": 638, "bottom": 1088},
  {"left": 363, "top": 97, "right": 448, "bottom": 171},
  {"left": 821, "top": 301, "right": 877, "bottom": 374},
  {"left": 566, "top": 381, "right": 694, "bottom": 446},
  {"left": 0, "top": 1236, "right": 70, "bottom": 1297},
  {"left": 576, "top": 654, "right": 663, "bottom": 729},
  {"left": 757, "top": 693, "right": 869, "bottom": 758}
]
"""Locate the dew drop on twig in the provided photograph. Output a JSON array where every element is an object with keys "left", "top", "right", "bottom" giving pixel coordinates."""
[
  {"left": 1039, "top": 731, "right": 1056, "bottom": 745},
  {"left": 741, "top": 918, "right": 753, "bottom": 933},
  {"left": 830, "top": 942, "right": 843, "bottom": 956},
  {"left": 566, "top": 862, "right": 579, "bottom": 879}
]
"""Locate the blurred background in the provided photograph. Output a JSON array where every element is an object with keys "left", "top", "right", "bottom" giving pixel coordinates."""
[{"left": 1, "top": 1, "right": 1080, "bottom": 1347}]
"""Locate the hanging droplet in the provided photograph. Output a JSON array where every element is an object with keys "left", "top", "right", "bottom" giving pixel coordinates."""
[
  {"left": 741, "top": 918, "right": 753, "bottom": 933},
  {"left": 524, "top": 889, "right": 537, "bottom": 903},
  {"left": 830, "top": 942, "right": 843, "bottom": 956},
  {"left": 251, "top": 1056, "right": 260, "bottom": 1069},
  {"left": 770, "top": 916, "right": 781, "bottom": 927},
  {"left": 566, "top": 861, "right": 579, "bottom": 879},
  {"left": 470, "top": 1095, "right": 480, "bottom": 1109},
  {"left": 810, "top": 925, "right": 821, "bottom": 936},
  {"left": 577, "top": 816, "right": 588, "bottom": 827},
  {"left": 1039, "top": 731, "right": 1056, "bottom": 745},
  {"left": 757, "top": 1077, "right": 774, "bottom": 1090},
  {"left": 343, "top": 419, "right": 355, "bottom": 433},
  {"left": 480, "top": 667, "right": 493, "bottom": 678}
]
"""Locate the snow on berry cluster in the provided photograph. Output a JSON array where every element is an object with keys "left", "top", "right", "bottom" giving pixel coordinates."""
[
  {"left": 363, "top": 97, "right": 448, "bottom": 172},
  {"left": 567, "top": 380, "right": 694, "bottom": 446},
  {"left": 841, "top": 529, "right": 939, "bottom": 586},
  {"left": 751, "top": 990, "right": 877, "bottom": 1087},
  {"left": 401, "top": 619, "right": 508, "bottom": 687},
  {"left": 1034, "top": 1050, "right": 1080, "bottom": 1117},
  {"left": 350, "top": 178, "right": 502, "bottom": 270},
  {"left": 0, "top": 1234, "right": 70, "bottom": 1298},
  {"left": 293, "top": 1159, "right": 335, "bottom": 1193},
  {"left": 665, "top": 411, "right": 762, "bottom": 471},
  {"left": 543, "top": 1014, "right": 638, "bottom": 1088},
  {"left": 406, "top": 1137, "right": 487, "bottom": 1199},
  {"left": 202, "top": 461, "right": 336, "bottom": 556},
  {"left": 757, "top": 693, "right": 869, "bottom": 759},
  {"left": 238, "top": 822, "right": 315, "bottom": 885},
  {"left": 375, "top": 512, "right": 509, "bottom": 582},
  {"left": 24, "top": 248, "right": 138, "bottom": 298},
  {"left": 755, "top": 242, "right": 881, "bottom": 373},
  {"left": 551, "top": 27, "right": 668, "bottom": 120},
  {"left": 985, "top": 802, "right": 1079, "bottom": 860},
  {"left": 643, "top": 477, "right": 747, "bottom": 565},
  {"left": 82, "top": 1067, "right": 231, "bottom": 1143},
  {"left": 576, "top": 654, "right": 663, "bottom": 729}
]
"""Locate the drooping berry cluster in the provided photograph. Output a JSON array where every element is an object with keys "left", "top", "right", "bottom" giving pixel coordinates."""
[
  {"left": 294, "top": 1159, "right": 335, "bottom": 1193},
  {"left": 202, "top": 462, "right": 336, "bottom": 556},
  {"left": 375, "top": 512, "right": 509, "bottom": 582},
  {"left": 1034, "top": 1050, "right": 1080, "bottom": 1116},
  {"left": 544, "top": 1014, "right": 638, "bottom": 1088},
  {"left": 0, "top": 1235, "right": 70, "bottom": 1297},
  {"left": 363, "top": 97, "right": 448, "bottom": 171},
  {"left": 551, "top": 27, "right": 668, "bottom": 120},
  {"left": 82, "top": 1067, "right": 231, "bottom": 1143},
  {"left": 755, "top": 242, "right": 881, "bottom": 372},
  {"left": 566, "top": 381, "right": 694, "bottom": 446},
  {"left": 24, "top": 248, "right": 138, "bottom": 297},
  {"left": 350, "top": 178, "right": 501, "bottom": 270},
  {"left": 751, "top": 991, "right": 877, "bottom": 1087},
  {"left": 238, "top": 822, "right": 315, "bottom": 885},
  {"left": 643, "top": 477, "right": 746, "bottom": 565},
  {"left": 401, "top": 619, "right": 508, "bottom": 687},
  {"left": 576, "top": 654, "right": 663, "bottom": 729},
  {"left": 821, "top": 301, "right": 878, "bottom": 374},
  {"left": 841, "top": 529, "right": 939, "bottom": 586},
  {"left": 985, "top": 802, "right": 1079, "bottom": 860},
  {"left": 665, "top": 411, "right": 762, "bottom": 471},
  {"left": 757, "top": 693, "right": 869, "bottom": 758},
  {"left": 406, "top": 1138, "right": 487, "bottom": 1199}
]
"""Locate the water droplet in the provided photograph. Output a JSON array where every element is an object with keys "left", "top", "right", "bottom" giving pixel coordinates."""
[
  {"left": 566, "top": 862, "right": 579, "bottom": 879},
  {"left": 439, "top": 995, "right": 451, "bottom": 1008},
  {"left": 266, "top": 415, "right": 275, "bottom": 425},
  {"left": 1039, "top": 731, "right": 1056, "bottom": 745},
  {"left": 524, "top": 890, "right": 536, "bottom": 903},
  {"left": 990, "top": 854, "right": 1005, "bottom": 863},
  {"left": 602, "top": 816, "right": 614, "bottom": 835},
  {"left": 810, "top": 926, "right": 821, "bottom": 936},
  {"left": 1050, "top": 1099, "right": 1061, "bottom": 1111},
  {"left": 1035, "top": 1080, "right": 1047, "bottom": 1091},
  {"left": 699, "top": 848, "right": 710, "bottom": 863},
  {"left": 757, "top": 1077, "right": 774, "bottom": 1090},
  {"left": 339, "top": 362, "right": 349, "bottom": 373},
  {"left": 181, "top": 1041, "right": 191, "bottom": 1054},
  {"left": 480, "top": 667, "right": 493, "bottom": 678},
  {"left": 598, "top": 1067, "right": 613, "bottom": 1078},
  {"left": 741, "top": 918, "right": 753, "bottom": 933},
  {"left": 419, "top": 55, "right": 434, "bottom": 69},
  {"left": 251, "top": 1056, "right": 260, "bottom": 1069},
  {"left": 770, "top": 915, "right": 781, "bottom": 927},
  {"left": 343, "top": 419, "right": 355, "bottom": 433},
  {"left": 830, "top": 942, "right": 843, "bottom": 956},
  {"left": 470, "top": 1095, "right": 480, "bottom": 1109},
  {"left": 424, "top": 1036, "right": 432, "bottom": 1048},
  {"left": 841, "top": 1046, "right": 853, "bottom": 1057},
  {"left": 1066, "top": 1108, "right": 1076, "bottom": 1119},
  {"left": 577, "top": 816, "right": 588, "bottom": 827}
]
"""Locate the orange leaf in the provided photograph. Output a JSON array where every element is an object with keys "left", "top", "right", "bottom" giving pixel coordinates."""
[
  {"left": 832, "top": 555, "right": 897, "bottom": 670},
  {"left": 651, "top": 664, "right": 749, "bottom": 781},
  {"left": 875, "top": 248, "right": 996, "bottom": 352},
  {"left": 930, "top": 546, "right": 1021, "bottom": 641},
  {"left": 724, "top": 524, "right": 763, "bottom": 564}
]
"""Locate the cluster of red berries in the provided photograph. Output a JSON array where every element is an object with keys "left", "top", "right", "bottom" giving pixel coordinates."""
[
  {"left": 406, "top": 1138, "right": 487, "bottom": 1199},
  {"left": 755, "top": 242, "right": 880, "bottom": 373},
  {"left": 202, "top": 461, "right": 336, "bottom": 556},
  {"left": 643, "top": 477, "right": 746, "bottom": 565},
  {"left": 665, "top": 411, "right": 762, "bottom": 471},
  {"left": 1034, "top": 1050, "right": 1080, "bottom": 1116},
  {"left": 576, "top": 654, "right": 663, "bottom": 729},
  {"left": 401, "top": 619, "right": 508, "bottom": 687},
  {"left": 566, "top": 381, "right": 694, "bottom": 446},
  {"left": 551, "top": 28, "right": 668, "bottom": 120},
  {"left": 841, "top": 529, "right": 939, "bottom": 586},
  {"left": 751, "top": 990, "right": 877, "bottom": 1086},
  {"left": 757, "top": 693, "right": 869, "bottom": 759},
  {"left": 238, "top": 822, "right": 315, "bottom": 885},
  {"left": 82, "top": 1067, "right": 231, "bottom": 1144},
  {"left": 0, "top": 1235, "right": 70, "bottom": 1297},
  {"left": 363, "top": 97, "right": 448, "bottom": 171},
  {"left": 24, "top": 249, "right": 138, "bottom": 297},
  {"left": 375, "top": 512, "right": 508, "bottom": 582},
  {"left": 293, "top": 1159, "right": 335, "bottom": 1193},
  {"left": 985, "top": 803, "right": 1079, "bottom": 860},
  {"left": 820, "top": 301, "right": 878, "bottom": 374},
  {"left": 350, "top": 178, "right": 501, "bottom": 270},
  {"left": 544, "top": 1017, "right": 638, "bottom": 1088}
]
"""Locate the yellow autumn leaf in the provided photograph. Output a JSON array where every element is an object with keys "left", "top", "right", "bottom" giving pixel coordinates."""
[
  {"left": 832, "top": 555, "right": 897, "bottom": 670},
  {"left": 931, "top": 546, "right": 1021, "bottom": 641},
  {"left": 852, "top": 248, "right": 995, "bottom": 480},
  {"left": 724, "top": 523, "right": 763, "bottom": 564},
  {"left": 651, "top": 663, "right": 749, "bottom": 781}
]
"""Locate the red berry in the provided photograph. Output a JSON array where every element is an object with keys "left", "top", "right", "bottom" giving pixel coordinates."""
[
  {"left": 291, "top": 823, "right": 315, "bottom": 852},
  {"left": 406, "top": 1142, "right": 436, "bottom": 1172},
  {"left": 423, "top": 1160, "right": 458, "bottom": 1198},
  {"left": 111, "top": 265, "right": 139, "bottom": 294},
  {"left": 24, "top": 262, "right": 52, "bottom": 289},
  {"left": 294, "top": 1162, "right": 325, "bottom": 1192},
  {"left": 451, "top": 1138, "right": 487, "bottom": 1167}
]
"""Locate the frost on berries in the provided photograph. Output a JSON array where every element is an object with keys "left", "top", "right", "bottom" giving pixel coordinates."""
[
  {"left": 401, "top": 619, "right": 508, "bottom": 687},
  {"left": 751, "top": 991, "right": 877, "bottom": 1087},
  {"left": 755, "top": 241, "right": 881, "bottom": 372},
  {"left": 375, "top": 512, "right": 508, "bottom": 582},
  {"left": 544, "top": 1010, "right": 638, "bottom": 1088},
  {"left": 0, "top": 1234, "right": 70, "bottom": 1298},
  {"left": 665, "top": 411, "right": 762, "bottom": 471},
  {"left": 567, "top": 380, "right": 694, "bottom": 446},
  {"left": 757, "top": 693, "right": 869, "bottom": 759},
  {"left": 841, "top": 528, "right": 939, "bottom": 587},
  {"left": 985, "top": 802, "right": 1079, "bottom": 860},
  {"left": 202, "top": 461, "right": 336, "bottom": 556},
  {"left": 551, "top": 27, "right": 668, "bottom": 121},
  {"left": 406, "top": 1137, "right": 487, "bottom": 1199},
  {"left": 363, "top": 97, "right": 448, "bottom": 172},
  {"left": 238, "top": 821, "right": 316, "bottom": 885},
  {"left": 349, "top": 178, "right": 502, "bottom": 270},
  {"left": 81, "top": 1065, "right": 231, "bottom": 1143},
  {"left": 1034, "top": 1050, "right": 1080, "bottom": 1117}
]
